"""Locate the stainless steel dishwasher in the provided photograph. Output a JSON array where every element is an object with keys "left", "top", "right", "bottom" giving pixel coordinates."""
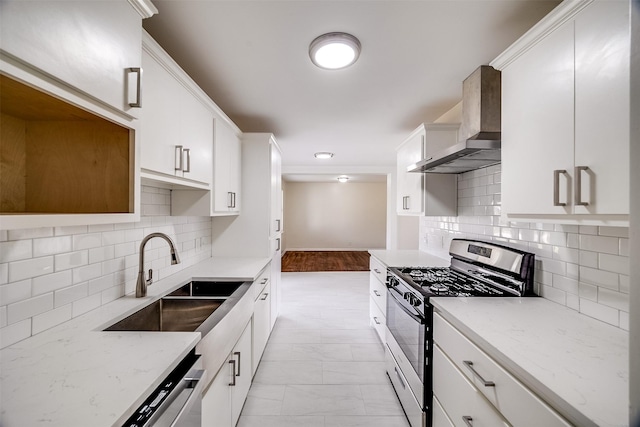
[{"left": 122, "top": 350, "right": 206, "bottom": 427}]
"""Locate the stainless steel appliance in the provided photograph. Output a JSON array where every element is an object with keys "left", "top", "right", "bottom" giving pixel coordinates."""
[
  {"left": 385, "top": 239, "right": 535, "bottom": 427},
  {"left": 122, "top": 351, "right": 205, "bottom": 427}
]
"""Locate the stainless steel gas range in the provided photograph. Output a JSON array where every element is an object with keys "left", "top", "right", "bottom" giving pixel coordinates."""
[{"left": 384, "top": 239, "right": 536, "bottom": 427}]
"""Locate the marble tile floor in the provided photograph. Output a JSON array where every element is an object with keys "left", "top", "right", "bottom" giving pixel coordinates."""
[{"left": 237, "top": 272, "right": 411, "bottom": 427}]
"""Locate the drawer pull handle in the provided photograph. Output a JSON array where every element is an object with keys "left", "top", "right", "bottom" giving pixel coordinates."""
[
  {"left": 229, "top": 360, "right": 236, "bottom": 386},
  {"left": 234, "top": 351, "right": 241, "bottom": 376},
  {"left": 373, "top": 316, "right": 381, "bottom": 325},
  {"left": 374, "top": 268, "right": 381, "bottom": 274},
  {"left": 373, "top": 290, "right": 381, "bottom": 297},
  {"left": 463, "top": 361, "right": 495, "bottom": 387},
  {"left": 462, "top": 416, "right": 473, "bottom": 427},
  {"left": 260, "top": 293, "right": 269, "bottom": 301},
  {"left": 394, "top": 367, "right": 406, "bottom": 389}
]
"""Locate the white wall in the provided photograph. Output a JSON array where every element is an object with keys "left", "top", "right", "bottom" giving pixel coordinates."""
[
  {"left": 420, "top": 165, "right": 630, "bottom": 330},
  {"left": 283, "top": 181, "right": 386, "bottom": 251},
  {"left": 0, "top": 185, "right": 213, "bottom": 349}
]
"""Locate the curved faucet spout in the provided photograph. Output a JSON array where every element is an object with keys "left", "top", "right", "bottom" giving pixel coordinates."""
[{"left": 136, "top": 232, "right": 181, "bottom": 297}]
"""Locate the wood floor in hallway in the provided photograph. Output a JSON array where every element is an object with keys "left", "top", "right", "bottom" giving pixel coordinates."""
[
  {"left": 237, "top": 271, "right": 410, "bottom": 427},
  {"left": 281, "top": 251, "right": 371, "bottom": 272}
]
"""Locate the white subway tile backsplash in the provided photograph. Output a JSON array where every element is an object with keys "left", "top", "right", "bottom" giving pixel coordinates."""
[
  {"left": 55, "top": 283, "right": 88, "bottom": 307},
  {"left": 71, "top": 293, "right": 101, "bottom": 318},
  {"left": 32, "top": 270, "right": 72, "bottom": 296},
  {"left": 8, "top": 293, "right": 53, "bottom": 324},
  {"left": 0, "top": 280, "right": 32, "bottom": 306},
  {"left": 419, "top": 165, "right": 629, "bottom": 329},
  {"left": 0, "top": 305, "right": 6, "bottom": 328},
  {"left": 89, "top": 245, "right": 115, "bottom": 264},
  {"left": 33, "top": 236, "right": 72, "bottom": 257},
  {"left": 8, "top": 227, "right": 53, "bottom": 241},
  {"left": 73, "top": 233, "right": 103, "bottom": 251},
  {"left": 0, "top": 264, "right": 7, "bottom": 285},
  {"left": 579, "top": 235, "right": 620, "bottom": 255},
  {"left": 9, "top": 257, "right": 54, "bottom": 282},
  {"left": 0, "top": 240, "right": 33, "bottom": 263},
  {"left": 88, "top": 273, "right": 115, "bottom": 295},
  {"left": 54, "top": 225, "right": 88, "bottom": 236},
  {"left": 0, "top": 319, "right": 31, "bottom": 348},
  {"left": 72, "top": 263, "right": 102, "bottom": 285},
  {"left": 55, "top": 250, "right": 89, "bottom": 271}
]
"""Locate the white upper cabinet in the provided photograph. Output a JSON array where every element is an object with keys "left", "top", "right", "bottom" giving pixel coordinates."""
[
  {"left": 397, "top": 126, "right": 425, "bottom": 215},
  {"left": 397, "top": 124, "right": 458, "bottom": 216},
  {"left": 0, "top": 0, "right": 154, "bottom": 117},
  {"left": 140, "top": 33, "right": 213, "bottom": 188},
  {"left": 213, "top": 117, "right": 242, "bottom": 214},
  {"left": 495, "top": 0, "right": 629, "bottom": 224}
]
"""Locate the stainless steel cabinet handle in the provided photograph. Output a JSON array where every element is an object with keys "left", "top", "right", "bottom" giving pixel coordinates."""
[
  {"left": 402, "top": 196, "right": 410, "bottom": 210},
  {"left": 463, "top": 361, "right": 495, "bottom": 387},
  {"left": 234, "top": 351, "right": 241, "bottom": 377},
  {"left": 175, "top": 146, "right": 183, "bottom": 171},
  {"left": 260, "top": 293, "right": 269, "bottom": 301},
  {"left": 275, "top": 219, "right": 281, "bottom": 232},
  {"left": 183, "top": 148, "right": 191, "bottom": 173},
  {"left": 276, "top": 238, "right": 281, "bottom": 251},
  {"left": 373, "top": 290, "right": 381, "bottom": 297},
  {"left": 553, "top": 169, "right": 567, "bottom": 207},
  {"left": 260, "top": 278, "right": 268, "bottom": 285},
  {"left": 373, "top": 268, "right": 381, "bottom": 274},
  {"left": 232, "top": 192, "right": 237, "bottom": 208},
  {"left": 394, "top": 367, "right": 406, "bottom": 389},
  {"left": 462, "top": 416, "right": 473, "bottom": 427},
  {"left": 127, "top": 67, "right": 142, "bottom": 108},
  {"left": 373, "top": 316, "right": 381, "bottom": 325},
  {"left": 228, "top": 192, "right": 234, "bottom": 208},
  {"left": 575, "top": 166, "right": 590, "bottom": 206},
  {"left": 228, "top": 359, "right": 236, "bottom": 386}
]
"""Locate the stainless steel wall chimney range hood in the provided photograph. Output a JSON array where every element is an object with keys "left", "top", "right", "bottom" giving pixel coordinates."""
[{"left": 408, "top": 66, "right": 501, "bottom": 174}]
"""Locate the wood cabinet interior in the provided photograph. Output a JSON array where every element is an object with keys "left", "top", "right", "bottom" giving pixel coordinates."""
[{"left": 0, "top": 75, "right": 134, "bottom": 214}]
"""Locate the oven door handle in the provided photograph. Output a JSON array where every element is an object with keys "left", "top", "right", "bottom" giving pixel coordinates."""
[{"left": 387, "top": 289, "right": 425, "bottom": 324}]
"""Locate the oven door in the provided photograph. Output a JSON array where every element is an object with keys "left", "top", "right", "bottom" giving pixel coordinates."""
[{"left": 386, "top": 285, "right": 425, "bottom": 381}]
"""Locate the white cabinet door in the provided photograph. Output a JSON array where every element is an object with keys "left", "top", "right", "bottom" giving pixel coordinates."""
[
  {"left": 270, "top": 142, "right": 283, "bottom": 238},
  {"left": 270, "top": 253, "right": 281, "bottom": 330},
  {"left": 252, "top": 281, "right": 271, "bottom": 375},
  {"left": 501, "top": 20, "right": 575, "bottom": 216},
  {"left": 179, "top": 90, "right": 213, "bottom": 184},
  {"left": 231, "top": 321, "right": 252, "bottom": 426},
  {"left": 202, "top": 361, "right": 233, "bottom": 427},
  {"left": 213, "top": 116, "right": 241, "bottom": 214},
  {"left": 0, "top": 1, "right": 145, "bottom": 116},
  {"left": 573, "top": 0, "right": 629, "bottom": 215},
  {"left": 397, "top": 127, "right": 424, "bottom": 215}
]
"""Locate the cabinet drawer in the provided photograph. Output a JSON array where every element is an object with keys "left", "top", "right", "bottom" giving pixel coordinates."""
[
  {"left": 433, "top": 345, "right": 510, "bottom": 427},
  {"left": 369, "top": 272, "right": 387, "bottom": 314},
  {"left": 433, "top": 395, "right": 455, "bottom": 427},
  {"left": 369, "top": 257, "right": 386, "bottom": 284},
  {"left": 369, "top": 296, "right": 385, "bottom": 343},
  {"left": 434, "top": 314, "right": 571, "bottom": 427},
  {"left": 253, "top": 267, "right": 271, "bottom": 301}
]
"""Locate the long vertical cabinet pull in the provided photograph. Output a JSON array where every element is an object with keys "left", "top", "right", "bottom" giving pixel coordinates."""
[
  {"left": 233, "top": 351, "right": 241, "bottom": 376},
  {"left": 183, "top": 148, "right": 191, "bottom": 173},
  {"left": 275, "top": 219, "right": 281, "bottom": 232},
  {"left": 228, "top": 192, "right": 234, "bottom": 208},
  {"left": 228, "top": 359, "right": 236, "bottom": 386},
  {"left": 553, "top": 169, "right": 567, "bottom": 207},
  {"left": 276, "top": 238, "right": 281, "bottom": 251},
  {"left": 575, "top": 166, "right": 590, "bottom": 206},
  {"left": 175, "top": 146, "right": 184, "bottom": 171},
  {"left": 127, "top": 67, "right": 142, "bottom": 108}
]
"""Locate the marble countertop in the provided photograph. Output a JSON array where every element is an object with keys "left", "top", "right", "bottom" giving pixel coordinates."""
[
  {"left": 0, "top": 256, "right": 271, "bottom": 427},
  {"left": 368, "top": 249, "right": 449, "bottom": 268},
  {"left": 432, "top": 297, "right": 629, "bottom": 427}
]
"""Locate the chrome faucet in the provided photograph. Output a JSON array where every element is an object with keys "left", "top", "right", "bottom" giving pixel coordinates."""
[{"left": 136, "top": 232, "right": 181, "bottom": 297}]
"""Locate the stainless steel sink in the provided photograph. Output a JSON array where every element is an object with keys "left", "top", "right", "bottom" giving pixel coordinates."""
[{"left": 104, "top": 280, "right": 248, "bottom": 332}]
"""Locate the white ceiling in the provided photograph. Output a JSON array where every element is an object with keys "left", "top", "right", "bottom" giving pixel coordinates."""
[{"left": 143, "top": 0, "right": 560, "bottom": 182}]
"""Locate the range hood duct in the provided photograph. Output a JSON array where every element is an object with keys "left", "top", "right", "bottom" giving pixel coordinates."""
[{"left": 408, "top": 66, "right": 501, "bottom": 174}]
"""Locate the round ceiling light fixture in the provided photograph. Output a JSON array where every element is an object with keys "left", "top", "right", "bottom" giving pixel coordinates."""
[
  {"left": 337, "top": 175, "right": 349, "bottom": 183},
  {"left": 314, "top": 152, "right": 334, "bottom": 159},
  {"left": 309, "top": 32, "right": 361, "bottom": 70}
]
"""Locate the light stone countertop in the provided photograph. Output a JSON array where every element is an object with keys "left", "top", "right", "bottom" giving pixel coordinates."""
[
  {"left": 0, "top": 256, "right": 271, "bottom": 427},
  {"left": 368, "top": 249, "right": 450, "bottom": 268},
  {"left": 432, "top": 297, "right": 629, "bottom": 427}
]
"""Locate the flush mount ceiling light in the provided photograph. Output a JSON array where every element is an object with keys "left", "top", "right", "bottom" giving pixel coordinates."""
[
  {"left": 309, "top": 32, "right": 361, "bottom": 70},
  {"left": 337, "top": 175, "right": 349, "bottom": 183},
  {"left": 314, "top": 152, "right": 334, "bottom": 159}
]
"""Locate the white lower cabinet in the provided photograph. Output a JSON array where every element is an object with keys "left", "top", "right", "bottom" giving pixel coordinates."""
[
  {"left": 433, "top": 313, "right": 571, "bottom": 427},
  {"left": 202, "top": 320, "right": 252, "bottom": 427},
  {"left": 252, "top": 279, "right": 271, "bottom": 376},
  {"left": 369, "top": 257, "right": 387, "bottom": 343},
  {"left": 433, "top": 395, "right": 455, "bottom": 427}
]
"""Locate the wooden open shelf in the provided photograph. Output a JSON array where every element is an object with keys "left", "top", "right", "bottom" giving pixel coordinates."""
[{"left": 1, "top": 74, "right": 134, "bottom": 214}]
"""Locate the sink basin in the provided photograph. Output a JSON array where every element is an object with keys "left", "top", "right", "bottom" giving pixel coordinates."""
[
  {"left": 104, "top": 297, "right": 225, "bottom": 332},
  {"left": 104, "top": 280, "right": 248, "bottom": 332}
]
